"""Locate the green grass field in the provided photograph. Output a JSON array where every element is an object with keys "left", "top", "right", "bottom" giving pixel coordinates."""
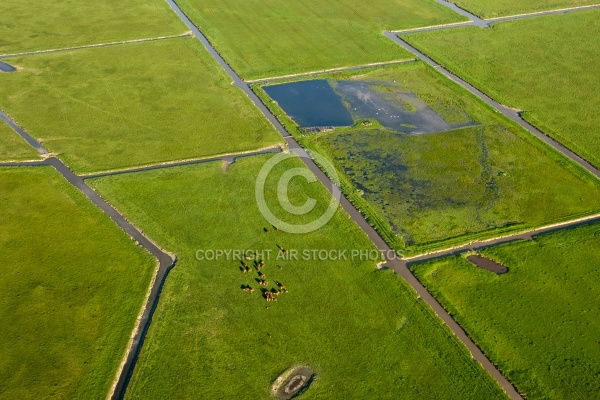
[
  {"left": 0, "top": 0, "right": 186, "bottom": 54},
  {"left": 0, "top": 120, "right": 38, "bottom": 161},
  {"left": 89, "top": 154, "right": 506, "bottom": 399},
  {"left": 0, "top": 37, "right": 282, "bottom": 173},
  {"left": 454, "top": 0, "right": 598, "bottom": 18},
  {"left": 405, "top": 10, "right": 600, "bottom": 168},
  {"left": 255, "top": 63, "right": 600, "bottom": 254},
  {"left": 0, "top": 166, "right": 155, "bottom": 398},
  {"left": 412, "top": 222, "right": 600, "bottom": 399},
  {"left": 175, "top": 0, "right": 466, "bottom": 79}
]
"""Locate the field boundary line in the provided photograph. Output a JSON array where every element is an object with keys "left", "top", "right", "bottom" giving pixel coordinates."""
[
  {"left": 81, "top": 145, "right": 283, "bottom": 179},
  {"left": 403, "top": 213, "right": 600, "bottom": 263},
  {"left": 487, "top": 3, "right": 600, "bottom": 23},
  {"left": 391, "top": 21, "right": 474, "bottom": 34},
  {"left": 391, "top": 2, "right": 600, "bottom": 34},
  {"left": 246, "top": 60, "right": 416, "bottom": 84},
  {"left": 0, "top": 33, "right": 192, "bottom": 59},
  {"left": 0, "top": 160, "right": 46, "bottom": 166}
]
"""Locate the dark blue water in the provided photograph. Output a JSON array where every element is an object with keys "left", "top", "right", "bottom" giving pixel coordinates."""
[
  {"left": 0, "top": 61, "right": 16, "bottom": 72},
  {"left": 263, "top": 80, "right": 353, "bottom": 128}
]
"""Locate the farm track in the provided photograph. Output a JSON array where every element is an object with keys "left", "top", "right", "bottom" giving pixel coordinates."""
[
  {"left": 1, "top": 1, "right": 598, "bottom": 399},
  {"left": 246, "top": 59, "right": 416, "bottom": 84},
  {"left": 0, "top": 33, "right": 192, "bottom": 59},
  {"left": 81, "top": 146, "right": 282, "bottom": 179}
]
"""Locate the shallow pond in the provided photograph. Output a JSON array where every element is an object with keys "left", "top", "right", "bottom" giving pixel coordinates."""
[
  {"left": 264, "top": 78, "right": 474, "bottom": 133},
  {"left": 467, "top": 255, "right": 508, "bottom": 274},
  {"left": 0, "top": 61, "right": 16, "bottom": 72},
  {"left": 263, "top": 80, "right": 353, "bottom": 128},
  {"left": 336, "top": 81, "right": 461, "bottom": 133}
]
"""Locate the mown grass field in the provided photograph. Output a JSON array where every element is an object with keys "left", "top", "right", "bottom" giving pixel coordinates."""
[
  {"left": 175, "top": 0, "right": 466, "bottom": 80},
  {"left": 454, "top": 0, "right": 598, "bottom": 18},
  {"left": 0, "top": 0, "right": 186, "bottom": 54},
  {"left": 0, "top": 167, "right": 155, "bottom": 398},
  {"left": 412, "top": 223, "right": 600, "bottom": 399},
  {"left": 405, "top": 10, "right": 600, "bottom": 168},
  {"left": 89, "top": 154, "right": 505, "bottom": 399},
  {"left": 0, "top": 120, "right": 38, "bottom": 161},
  {"left": 0, "top": 37, "right": 282, "bottom": 173},
  {"left": 255, "top": 63, "right": 600, "bottom": 255}
]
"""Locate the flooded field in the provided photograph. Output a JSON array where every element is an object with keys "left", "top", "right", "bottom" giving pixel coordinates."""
[
  {"left": 264, "top": 78, "right": 475, "bottom": 133},
  {"left": 0, "top": 61, "right": 16, "bottom": 72}
]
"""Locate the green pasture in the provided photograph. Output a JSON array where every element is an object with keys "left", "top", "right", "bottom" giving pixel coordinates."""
[
  {"left": 89, "top": 154, "right": 505, "bottom": 399},
  {"left": 175, "top": 0, "right": 467, "bottom": 79},
  {"left": 0, "top": 0, "right": 186, "bottom": 55},
  {"left": 405, "top": 10, "right": 600, "bottom": 168},
  {"left": 0, "top": 37, "right": 282, "bottom": 173},
  {"left": 0, "top": 166, "right": 155, "bottom": 398},
  {"left": 412, "top": 222, "right": 600, "bottom": 399}
]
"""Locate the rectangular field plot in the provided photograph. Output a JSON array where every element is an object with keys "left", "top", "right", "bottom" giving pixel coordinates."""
[
  {"left": 405, "top": 9, "right": 600, "bottom": 168},
  {"left": 0, "top": 38, "right": 283, "bottom": 173},
  {"left": 0, "top": 118, "right": 38, "bottom": 161},
  {"left": 454, "top": 0, "right": 598, "bottom": 18},
  {"left": 255, "top": 63, "right": 600, "bottom": 254},
  {"left": 175, "top": 0, "right": 466, "bottom": 79},
  {"left": 0, "top": 167, "right": 155, "bottom": 399},
  {"left": 411, "top": 223, "right": 600, "bottom": 399},
  {"left": 0, "top": 0, "right": 186, "bottom": 54},
  {"left": 89, "top": 154, "right": 505, "bottom": 399}
]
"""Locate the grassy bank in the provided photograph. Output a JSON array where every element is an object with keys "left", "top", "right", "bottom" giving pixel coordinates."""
[
  {"left": 412, "top": 222, "right": 600, "bottom": 399},
  {"left": 90, "top": 154, "right": 505, "bottom": 399},
  {"left": 0, "top": 166, "right": 155, "bottom": 398}
]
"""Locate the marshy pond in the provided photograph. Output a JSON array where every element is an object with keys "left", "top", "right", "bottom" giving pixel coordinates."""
[{"left": 263, "top": 79, "right": 475, "bottom": 134}]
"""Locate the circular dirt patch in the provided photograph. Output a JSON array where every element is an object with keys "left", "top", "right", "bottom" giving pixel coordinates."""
[{"left": 272, "top": 365, "right": 314, "bottom": 399}]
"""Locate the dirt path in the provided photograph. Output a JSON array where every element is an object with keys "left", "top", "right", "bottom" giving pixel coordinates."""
[
  {"left": 82, "top": 146, "right": 282, "bottom": 179},
  {"left": 246, "top": 60, "right": 415, "bottom": 84},
  {"left": 404, "top": 213, "right": 600, "bottom": 263},
  {"left": 390, "top": 4, "right": 600, "bottom": 34}
]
